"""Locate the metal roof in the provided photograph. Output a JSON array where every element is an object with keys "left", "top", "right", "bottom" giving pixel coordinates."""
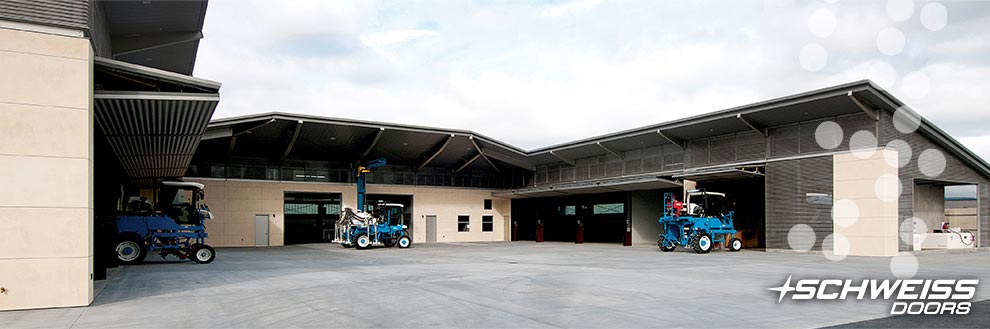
[
  {"left": 201, "top": 80, "right": 990, "bottom": 180},
  {"left": 102, "top": 0, "right": 209, "bottom": 75}
]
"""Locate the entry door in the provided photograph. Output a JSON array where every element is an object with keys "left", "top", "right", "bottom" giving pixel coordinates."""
[
  {"left": 254, "top": 214, "right": 269, "bottom": 246},
  {"left": 426, "top": 215, "right": 437, "bottom": 243}
]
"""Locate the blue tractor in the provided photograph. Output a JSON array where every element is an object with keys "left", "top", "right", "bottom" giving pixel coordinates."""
[
  {"left": 114, "top": 181, "right": 216, "bottom": 264},
  {"left": 657, "top": 189, "right": 742, "bottom": 254},
  {"left": 335, "top": 202, "right": 411, "bottom": 249},
  {"left": 332, "top": 158, "right": 412, "bottom": 249}
]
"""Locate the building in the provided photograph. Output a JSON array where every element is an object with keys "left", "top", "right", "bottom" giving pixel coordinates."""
[{"left": 1, "top": 0, "right": 987, "bottom": 312}]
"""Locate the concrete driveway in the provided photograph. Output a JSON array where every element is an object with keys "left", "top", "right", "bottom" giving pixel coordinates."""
[{"left": 2, "top": 242, "right": 988, "bottom": 328}]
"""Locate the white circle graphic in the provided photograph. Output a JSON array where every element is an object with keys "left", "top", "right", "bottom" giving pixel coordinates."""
[
  {"left": 788, "top": 224, "right": 817, "bottom": 252},
  {"left": 918, "top": 148, "right": 946, "bottom": 177},
  {"left": 849, "top": 130, "right": 877, "bottom": 159},
  {"left": 886, "top": 0, "right": 915, "bottom": 22},
  {"left": 808, "top": 9, "right": 837, "bottom": 38},
  {"left": 921, "top": 3, "right": 948, "bottom": 31},
  {"left": 800, "top": 43, "right": 828, "bottom": 72},
  {"left": 815, "top": 121, "right": 843, "bottom": 150},
  {"left": 877, "top": 28, "right": 905, "bottom": 56}
]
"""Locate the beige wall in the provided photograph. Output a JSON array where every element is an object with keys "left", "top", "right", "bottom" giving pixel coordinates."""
[
  {"left": 832, "top": 150, "right": 899, "bottom": 257},
  {"left": 0, "top": 26, "right": 93, "bottom": 310},
  {"left": 630, "top": 189, "right": 663, "bottom": 245},
  {"left": 185, "top": 178, "right": 511, "bottom": 247},
  {"left": 946, "top": 208, "right": 978, "bottom": 231}
]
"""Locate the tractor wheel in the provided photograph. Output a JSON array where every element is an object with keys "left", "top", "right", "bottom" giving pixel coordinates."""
[
  {"left": 657, "top": 236, "right": 675, "bottom": 252},
  {"left": 192, "top": 244, "right": 216, "bottom": 264},
  {"left": 353, "top": 233, "right": 371, "bottom": 249},
  {"left": 692, "top": 233, "right": 712, "bottom": 254},
  {"left": 115, "top": 237, "right": 147, "bottom": 265},
  {"left": 728, "top": 237, "right": 743, "bottom": 252},
  {"left": 397, "top": 235, "right": 412, "bottom": 249}
]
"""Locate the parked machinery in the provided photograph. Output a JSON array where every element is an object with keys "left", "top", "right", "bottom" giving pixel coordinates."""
[
  {"left": 334, "top": 203, "right": 411, "bottom": 249},
  {"left": 657, "top": 189, "right": 742, "bottom": 254},
  {"left": 114, "top": 181, "right": 216, "bottom": 264}
]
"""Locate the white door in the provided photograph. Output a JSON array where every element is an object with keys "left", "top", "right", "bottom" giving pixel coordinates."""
[{"left": 254, "top": 214, "right": 269, "bottom": 246}]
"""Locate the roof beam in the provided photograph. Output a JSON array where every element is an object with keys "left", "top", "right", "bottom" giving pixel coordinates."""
[
  {"left": 112, "top": 31, "right": 204, "bottom": 57},
  {"left": 484, "top": 148, "right": 537, "bottom": 171},
  {"left": 596, "top": 141, "right": 623, "bottom": 159},
  {"left": 233, "top": 118, "right": 276, "bottom": 137},
  {"left": 848, "top": 91, "right": 879, "bottom": 121},
  {"left": 455, "top": 154, "right": 481, "bottom": 173},
  {"left": 548, "top": 150, "right": 575, "bottom": 166},
  {"left": 279, "top": 120, "right": 303, "bottom": 165},
  {"left": 201, "top": 127, "right": 231, "bottom": 141},
  {"left": 418, "top": 134, "right": 454, "bottom": 171},
  {"left": 360, "top": 128, "right": 385, "bottom": 161},
  {"left": 470, "top": 136, "right": 501, "bottom": 173},
  {"left": 226, "top": 136, "right": 238, "bottom": 158},
  {"left": 735, "top": 114, "right": 767, "bottom": 137},
  {"left": 656, "top": 130, "right": 684, "bottom": 148}
]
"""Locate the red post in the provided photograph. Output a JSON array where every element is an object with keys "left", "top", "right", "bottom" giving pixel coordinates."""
[
  {"left": 536, "top": 220, "right": 544, "bottom": 242},
  {"left": 511, "top": 220, "right": 518, "bottom": 241},
  {"left": 575, "top": 219, "right": 584, "bottom": 244},
  {"left": 624, "top": 219, "right": 632, "bottom": 246}
]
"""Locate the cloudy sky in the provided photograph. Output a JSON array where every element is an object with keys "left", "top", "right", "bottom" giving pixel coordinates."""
[{"left": 194, "top": 0, "right": 990, "bottom": 163}]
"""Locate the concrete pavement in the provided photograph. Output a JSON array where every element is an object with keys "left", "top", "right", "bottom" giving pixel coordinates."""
[{"left": 1, "top": 242, "right": 988, "bottom": 328}]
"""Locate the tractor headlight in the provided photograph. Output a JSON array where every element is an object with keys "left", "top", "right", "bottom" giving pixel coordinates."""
[{"left": 402, "top": 225, "right": 408, "bottom": 229}]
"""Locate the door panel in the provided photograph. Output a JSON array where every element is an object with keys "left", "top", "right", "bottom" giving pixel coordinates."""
[
  {"left": 254, "top": 214, "right": 269, "bottom": 246},
  {"left": 426, "top": 215, "right": 437, "bottom": 243}
]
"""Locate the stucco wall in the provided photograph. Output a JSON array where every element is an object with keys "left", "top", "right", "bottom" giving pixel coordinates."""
[
  {"left": 833, "top": 150, "right": 899, "bottom": 257},
  {"left": 630, "top": 189, "right": 663, "bottom": 245},
  {"left": 185, "top": 178, "right": 510, "bottom": 247},
  {"left": 0, "top": 26, "right": 93, "bottom": 311}
]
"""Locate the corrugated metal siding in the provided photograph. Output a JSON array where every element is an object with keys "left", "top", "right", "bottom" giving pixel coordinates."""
[
  {"left": 770, "top": 125, "right": 799, "bottom": 157},
  {"left": 877, "top": 111, "right": 990, "bottom": 250},
  {"left": 766, "top": 156, "right": 833, "bottom": 250},
  {"left": 88, "top": 0, "right": 111, "bottom": 56},
  {"left": 686, "top": 138, "right": 709, "bottom": 167},
  {"left": 94, "top": 96, "right": 218, "bottom": 180},
  {"left": 0, "top": 0, "right": 89, "bottom": 31}
]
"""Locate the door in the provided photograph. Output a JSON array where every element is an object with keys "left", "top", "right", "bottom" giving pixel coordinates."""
[
  {"left": 426, "top": 215, "right": 437, "bottom": 243},
  {"left": 255, "top": 214, "right": 269, "bottom": 246}
]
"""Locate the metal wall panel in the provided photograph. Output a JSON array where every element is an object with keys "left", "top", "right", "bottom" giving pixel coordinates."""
[
  {"left": 88, "top": 0, "right": 111, "bottom": 56},
  {"left": 877, "top": 111, "right": 990, "bottom": 250},
  {"left": 686, "top": 138, "right": 710, "bottom": 167},
  {"left": 770, "top": 125, "right": 799, "bottom": 157},
  {"left": 765, "top": 156, "right": 833, "bottom": 250},
  {"left": 709, "top": 134, "right": 736, "bottom": 164},
  {"left": 0, "top": 0, "right": 89, "bottom": 31}
]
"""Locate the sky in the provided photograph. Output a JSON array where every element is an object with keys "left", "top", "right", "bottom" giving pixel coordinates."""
[{"left": 194, "top": 0, "right": 990, "bottom": 167}]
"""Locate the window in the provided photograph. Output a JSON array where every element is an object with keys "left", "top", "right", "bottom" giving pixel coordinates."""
[
  {"left": 458, "top": 215, "right": 470, "bottom": 232},
  {"left": 484, "top": 199, "right": 493, "bottom": 210},
  {"left": 559, "top": 205, "right": 576, "bottom": 216},
  {"left": 482, "top": 215, "right": 493, "bottom": 232},
  {"left": 593, "top": 203, "right": 625, "bottom": 215}
]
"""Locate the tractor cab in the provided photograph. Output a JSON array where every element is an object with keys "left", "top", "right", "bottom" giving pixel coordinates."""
[
  {"left": 684, "top": 189, "right": 727, "bottom": 218},
  {"left": 159, "top": 181, "right": 211, "bottom": 225},
  {"left": 371, "top": 203, "right": 405, "bottom": 227}
]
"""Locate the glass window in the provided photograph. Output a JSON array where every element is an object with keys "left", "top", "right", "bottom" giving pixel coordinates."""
[
  {"left": 559, "top": 205, "right": 576, "bottom": 216},
  {"left": 484, "top": 199, "right": 493, "bottom": 210},
  {"left": 482, "top": 215, "right": 493, "bottom": 232},
  {"left": 593, "top": 203, "right": 624, "bottom": 215},
  {"left": 458, "top": 215, "right": 470, "bottom": 232}
]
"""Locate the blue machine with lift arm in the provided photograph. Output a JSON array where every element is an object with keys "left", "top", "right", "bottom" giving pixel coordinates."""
[
  {"left": 333, "top": 158, "right": 412, "bottom": 249},
  {"left": 657, "top": 189, "right": 743, "bottom": 254}
]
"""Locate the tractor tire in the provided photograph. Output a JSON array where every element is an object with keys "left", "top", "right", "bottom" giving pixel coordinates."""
[
  {"left": 192, "top": 244, "right": 216, "bottom": 264},
  {"left": 657, "top": 236, "right": 675, "bottom": 252},
  {"left": 397, "top": 235, "right": 412, "bottom": 249},
  {"left": 691, "top": 233, "right": 712, "bottom": 254},
  {"left": 353, "top": 233, "right": 371, "bottom": 249},
  {"left": 728, "top": 237, "right": 743, "bottom": 252},
  {"left": 115, "top": 237, "right": 147, "bottom": 265}
]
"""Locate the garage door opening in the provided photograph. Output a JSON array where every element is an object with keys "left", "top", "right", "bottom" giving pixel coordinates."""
[
  {"left": 513, "top": 192, "right": 628, "bottom": 244},
  {"left": 687, "top": 176, "right": 766, "bottom": 249},
  {"left": 912, "top": 182, "right": 979, "bottom": 250},
  {"left": 284, "top": 192, "right": 341, "bottom": 245},
  {"left": 365, "top": 194, "right": 414, "bottom": 238}
]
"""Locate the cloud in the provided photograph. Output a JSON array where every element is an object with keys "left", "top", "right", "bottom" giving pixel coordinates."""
[
  {"left": 361, "top": 29, "right": 437, "bottom": 48},
  {"left": 194, "top": 0, "right": 990, "bottom": 162},
  {"left": 541, "top": 0, "right": 604, "bottom": 18}
]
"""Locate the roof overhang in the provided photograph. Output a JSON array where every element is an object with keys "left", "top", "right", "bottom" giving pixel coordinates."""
[
  {"left": 492, "top": 174, "right": 682, "bottom": 199},
  {"left": 95, "top": 91, "right": 219, "bottom": 186},
  {"left": 102, "top": 0, "right": 209, "bottom": 75},
  {"left": 673, "top": 167, "right": 765, "bottom": 183}
]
